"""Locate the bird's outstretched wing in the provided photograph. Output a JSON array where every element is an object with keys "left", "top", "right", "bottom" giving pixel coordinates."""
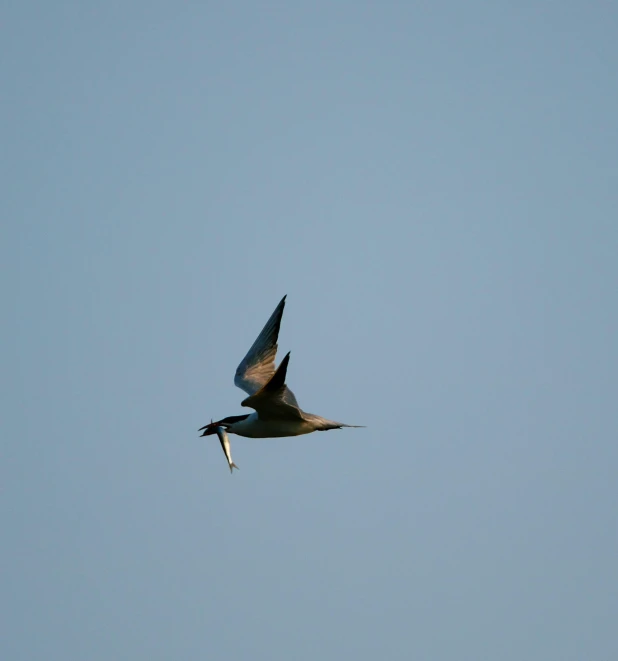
[
  {"left": 234, "top": 295, "right": 288, "bottom": 396},
  {"left": 241, "top": 351, "right": 303, "bottom": 419}
]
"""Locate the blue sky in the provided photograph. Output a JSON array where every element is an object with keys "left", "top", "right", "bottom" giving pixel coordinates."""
[{"left": 3, "top": 2, "right": 617, "bottom": 659}]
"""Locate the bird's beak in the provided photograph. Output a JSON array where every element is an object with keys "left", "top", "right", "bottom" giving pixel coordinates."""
[{"left": 199, "top": 418, "right": 218, "bottom": 436}]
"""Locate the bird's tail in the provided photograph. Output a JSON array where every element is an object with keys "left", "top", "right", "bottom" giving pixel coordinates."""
[
  {"left": 305, "top": 414, "right": 365, "bottom": 431},
  {"left": 230, "top": 462, "right": 239, "bottom": 473}
]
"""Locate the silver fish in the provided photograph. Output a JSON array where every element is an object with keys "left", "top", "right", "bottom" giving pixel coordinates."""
[{"left": 215, "top": 426, "right": 239, "bottom": 473}]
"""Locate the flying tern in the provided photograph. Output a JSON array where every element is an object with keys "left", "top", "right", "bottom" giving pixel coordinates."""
[{"left": 199, "top": 295, "right": 362, "bottom": 471}]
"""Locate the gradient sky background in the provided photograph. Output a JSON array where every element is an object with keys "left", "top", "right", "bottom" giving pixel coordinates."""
[{"left": 3, "top": 2, "right": 617, "bottom": 659}]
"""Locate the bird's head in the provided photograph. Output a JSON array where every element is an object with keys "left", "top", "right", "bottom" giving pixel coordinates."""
[{"left": 198, "top": 414, "right": 250, "bottom": 436}]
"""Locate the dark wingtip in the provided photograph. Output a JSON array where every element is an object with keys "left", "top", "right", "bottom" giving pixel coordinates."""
[{"left": 265, "top": 351, "right": 290, "bottom": 391}]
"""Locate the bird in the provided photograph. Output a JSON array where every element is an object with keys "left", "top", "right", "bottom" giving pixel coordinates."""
[{"left": 199, "top": 295, "right": 362, "bottom": 471}]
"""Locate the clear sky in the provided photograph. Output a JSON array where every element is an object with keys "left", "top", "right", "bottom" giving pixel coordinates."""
[{"left": 2, "top": 2, "right": 617, "bottom": 659}]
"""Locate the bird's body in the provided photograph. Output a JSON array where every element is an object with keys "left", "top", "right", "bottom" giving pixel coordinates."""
[
  {"left": 199, "top": 295, "right": 361, "bottom": 470},
  {"left": 224, "top": 412, "right": 312, "bottom": 438},
  {"left": 221, "top": 411, "right": 354, "bottom": 438}
]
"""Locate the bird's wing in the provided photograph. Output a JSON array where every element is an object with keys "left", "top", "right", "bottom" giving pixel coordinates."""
[
  {"left": 234, "top": 295, "right": 287, "bottom": 396},
  {"left": 241, "top": 352, "right": 304, "bottom": 420}
]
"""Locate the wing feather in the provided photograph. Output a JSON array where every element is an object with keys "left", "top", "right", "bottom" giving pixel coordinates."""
[
  {"left": 241, "top": 352, "right": 304, "bottom": 419},
  {"left": 234, "top": 296, "right": 287, "bottom": 396}
]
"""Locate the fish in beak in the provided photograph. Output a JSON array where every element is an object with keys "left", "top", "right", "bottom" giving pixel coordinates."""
[{"left": 214, "top": 426, "right": 239, "bottom": 473}]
